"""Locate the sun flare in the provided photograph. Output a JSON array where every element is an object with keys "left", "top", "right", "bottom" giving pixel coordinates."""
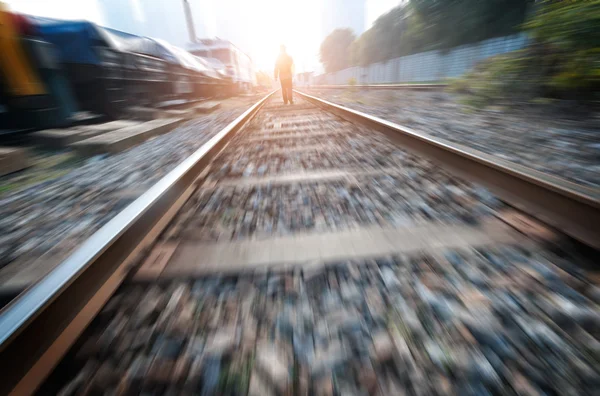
[{"left": 241, "top": 0, "right": 322, "bottom": 73}]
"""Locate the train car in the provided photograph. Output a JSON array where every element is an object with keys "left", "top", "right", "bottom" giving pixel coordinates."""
[
  {"left": 100, "top": 29, "right": 225, "bottom": 104},
  {"left": 23, "top": 18, "right": 223, "bottom": 118},
  {"left": 1, "top": 5, "right": 226, "bottom": 129},
  {"left": 0, "top": 4, "right": 45, "bottom": 100},
  {"left": 188, "top": 39, "right": 256, "bottom": 93},
  {"left": 22, "top": 16, "right": 142, "bottom": 120},
  {"left": 0, "top": 4, "right": 81, "bottom": 133}
]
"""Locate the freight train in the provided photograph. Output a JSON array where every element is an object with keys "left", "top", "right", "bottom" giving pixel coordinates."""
[
  {"left": 188, "top": 39, "right": 257, "bottom": 93},
  {"left": 0, "top": 4, "right": 239, "bottom": 135}
]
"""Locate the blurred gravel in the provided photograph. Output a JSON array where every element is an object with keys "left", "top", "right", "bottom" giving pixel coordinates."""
[
  {"left": 0, "top": 98, "right": 258, "bottom": 270},
  {"left": 36, "top": 95, "right": 600, "bottom": 396},
  {"left": 52, "top": 246, "right": 600, "bottom": 395},
  {"left": 306, "top": 89, "right": 600, "bottom": 187},
  {"left": 167, "top": 101, "right": 499, "bottom": 242},
  {"left": 213, "top": 114, "right": 418, "bottom": 178},
  {"left": 167, "top": 173, "right": 499, "bottom": 242}
]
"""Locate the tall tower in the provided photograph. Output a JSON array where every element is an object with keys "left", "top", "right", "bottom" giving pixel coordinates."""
[{"left": 183, "top": 0, "right": 197, "bottom": 43}]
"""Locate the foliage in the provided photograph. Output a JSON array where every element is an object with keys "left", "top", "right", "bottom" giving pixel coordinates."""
[
  {"left": 350, "top": 4, "right": 422, "bottom": 67},
  {"left": 549, "top": 48, "right": 600, "bottom": 92},
  {"left": 342, "top": 0, "right": 532, "bottom": 67},
  {"left": 350, "top": 29, "right": 373, "bottom": 67},
  {"left": 454, "top": 0, "right": 600, "bottom": 105},
  {"left": 524, "top": 0, "right": 600, "bottom": 94},
  {"left": 449, "top": 51, "right": 542, "bottom": 106},
  {"left": 447, "top": 77, "right": 470, "bottom": 94},
  {"left": 319, "top": 28, "right": 356, "bottom": 73},
  {"left": 319, "top": 0, "right": 598, "bottom": 102},
  {"left": 525, "top": 0, "right": 600, "bottom": 51},
  {"left": 410, "top": 0, "right": 533, "bottom": 50}
]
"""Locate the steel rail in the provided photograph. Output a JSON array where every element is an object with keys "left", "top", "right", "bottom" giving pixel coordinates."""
[
  {"left": 0, "top": 90, "right": 276, "bottom": 395},
  {"left": 295, "top": 90, "right": 600, "bottom": 249}
]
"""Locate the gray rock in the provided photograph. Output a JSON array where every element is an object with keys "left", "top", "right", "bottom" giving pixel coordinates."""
[
  {"left": 203, "top": 326, "right": 237, "bottom": 357},
  {"left": 371, "top": 331, "right": 394, "bottom": 362},
  {"left": 380, "top": 267, "right": 401, "bottom": 290},
  {"left": 340, "top": 282, "right": 362, "bottom": 302},
  {"left": 248, "top": 369, "right": 276, "bottom": 396},
  {"left": 201, "top": 357, "right": 221, "bottom": 396},
  {"left": 255, "top": 343, "right": 291, "bottom": 392},
  {"left": 311, "top": 339, "right": 349, "bottom": 377}
]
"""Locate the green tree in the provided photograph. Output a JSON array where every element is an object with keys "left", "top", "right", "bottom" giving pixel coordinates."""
[
  {"left": 411, "top": 0, "right": 533, "bottom": 50},
  {"left": 319, "top": 28, "right": 356, "bottom": 72},
  {"left": 344, "top": 0, "right": 532, "bottom": 68},
  {"left": 452, "top": 0, "right": 600, "bottom": 103},
  {"left": 350, "top": 29, "right": 376, "bottom": 67},
  {"left": 349, "top": 6, "right": 410, "bottom": 67},
  {"left": 526, "top": 0, "right": 600, "bottom": 51},
  {"left": 524, "top": 0, "right": 600, "bottom": 93}
]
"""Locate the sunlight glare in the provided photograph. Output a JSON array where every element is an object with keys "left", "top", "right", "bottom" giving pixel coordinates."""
[
  {"left": 243, "top": 0, "right": 322, "bottom": 72},
  {"left": 4, "top": 0, "right": 104, "bottom": 24}
]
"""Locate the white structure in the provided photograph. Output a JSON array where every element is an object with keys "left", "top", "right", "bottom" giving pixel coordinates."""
[
  {"left": 317, "top": 34, "right": 528, "bottom": 85},
  {"left": 188, "top": 39, "right": 256, "bottom": 90},
  {"left": 295, "top": 72, "right": 316, "bottom": 87}
]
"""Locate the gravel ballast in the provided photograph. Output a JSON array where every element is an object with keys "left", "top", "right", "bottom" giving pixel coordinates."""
[
  {"left": 50, "top": 246, "right": 600, "bottom": 395},
  {"left": 0, "top": 97, "right": 261, "bottom": 274},
  {"left": 303, "top": 89, "right": 600, "bottom": 187}
]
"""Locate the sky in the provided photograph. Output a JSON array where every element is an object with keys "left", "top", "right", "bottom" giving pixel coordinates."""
[
  {"left": 5, "top": 0, "right": 401, "bottom": 72},
  {"left": 367, "top": 0, "right": 401, "bottom": 27},
  {"left": 199, "top": 0, "right": 324, "bottom": 72}
]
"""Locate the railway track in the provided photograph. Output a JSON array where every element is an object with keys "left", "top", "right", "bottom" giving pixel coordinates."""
[{"left": 0, "top": 91, "right": 599, "bottom": 395}]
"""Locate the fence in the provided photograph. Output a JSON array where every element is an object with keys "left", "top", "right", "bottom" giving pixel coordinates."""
[{"left": 312, "top": 34, "right": 528, "bottom": 85}]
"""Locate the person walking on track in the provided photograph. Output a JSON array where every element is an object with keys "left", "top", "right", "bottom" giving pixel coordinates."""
[{"left": 274, "top": 45, "right": 294, "bottom": 105}]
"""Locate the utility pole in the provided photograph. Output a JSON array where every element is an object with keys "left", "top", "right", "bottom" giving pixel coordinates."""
[{"left": 183, "top": 0, "right": 197, "bottom": 43}]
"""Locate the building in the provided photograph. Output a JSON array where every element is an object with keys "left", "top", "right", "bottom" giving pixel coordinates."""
[
  {"left": 188, "top": 39, "right": 256, "bottom": 90},
  {"left": 295, "top": 71, "right": 315, "bottom": 87},
  {"left": 321, "top": 0, "right": 366, "bottom": 39}
]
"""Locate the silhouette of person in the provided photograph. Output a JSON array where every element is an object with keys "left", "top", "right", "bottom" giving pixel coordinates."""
[{"left": 274, "top": 45, "right": 294, "bottom": 104}]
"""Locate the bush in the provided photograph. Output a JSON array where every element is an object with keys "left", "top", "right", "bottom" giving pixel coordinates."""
[
  {"left": 454, "top": 0, "right": 600, "bottom": 106},
  {"left": 447, "top": 78, "right": 471, "bottom": 94},
  {"left": 452, "top": 51, "right": 544, "bottom": 106}
]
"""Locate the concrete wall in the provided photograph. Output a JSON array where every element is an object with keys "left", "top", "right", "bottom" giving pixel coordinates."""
[{"left": 316, "top": 34, "right": 528, "bottom": 85}]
